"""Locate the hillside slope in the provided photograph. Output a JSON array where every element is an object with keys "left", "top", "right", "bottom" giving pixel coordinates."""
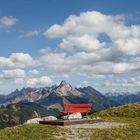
[
  {"left": 89, "top": 102, "right": 140, "bottom": 140},
  {"left": 0, "top": 104, "right": 39, "bottom": 129},
  {"left": 91, "top": 102, "right": 140, "bottom": 118},
  {"left": 0, "top": 124, "right": 65, "bottom": 140}
]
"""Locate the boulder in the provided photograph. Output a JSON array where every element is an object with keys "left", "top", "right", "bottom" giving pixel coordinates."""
[
  {"left": 42, "top": 116, "right": 57, "bottom": 121},
  {"left": 26, "top": 118, "right": 42, "bottom": 124},
  {"left": 61, "top": 112, "right": 82, "bottom": 120},
  {"left": 96, "top": 117, "right": 102, "bottom": 119},
  {"left": 92, "top": 116, "right": 102, "bottom": 120}
]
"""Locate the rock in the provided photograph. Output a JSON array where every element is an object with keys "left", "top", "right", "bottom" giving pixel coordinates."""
[
  {"left": 96, "top": 117, "right": 102, "bottom": 119},
  {"left": 42, "top": 116, "right": 57, "bottom": 121},
  {"left": 26, "top": 118, "right": 42, "bottom": 124},
  {"left": 61, "top": 112, "right": 82, "bottom": 120},
  {"left": 92, "top": 117, "right": 102, "bottom": 120}
]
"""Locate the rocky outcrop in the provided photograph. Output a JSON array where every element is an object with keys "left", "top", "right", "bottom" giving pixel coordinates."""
[
  {"left": 61, "top": 112, "right": 82, "bottom": 120},
  {"left": 26, "top": 118, "right": 42, "bottom": 124},
  {"left": 42, "top": 116, "right": 57, "bottom": 121},
  {"left": 26, "top": 116, "right": 57, "bottom": 124}
]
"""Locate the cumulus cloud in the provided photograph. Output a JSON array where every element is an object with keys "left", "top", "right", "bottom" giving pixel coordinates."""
[
  {"left": 0, "top": 57, "right": 14, "bottom": 67},
  {"left": 59, "top": 35, "right": 104, "bottom": 52},
  {"left": 44, "top": 11, "right": 140, "bottom": 56},
  {"left": 29, "top": 69, "right": 39, "bottom": 75},
  {"left": 10, "top": 53, "right": 34, "bottom": 67},
  {"left": 37, "top": 52, "right": 66, "bottom": 65},
  {"left": 0, "top": 53, "right": 34, "bottom": 68},
  {"left": 1, "top": 11, "right": 140, "bottom": 92},
  {"left": 14, "top": 78, "right": 24, "bottom": 84},
  {"left": 104, "top": 76, "right": 140, "bottom": 88},
  {"left": 0, "top": 16, "right": 17, "bottom": 28},
  {"left": 42, "top": 11, "right": 140, "bottom": 77},
  {"left": 1, "top": 69, "right": 25, "bottom": 79},
  {"left": 26, "top": 76, "right": 53, "bottom": 87}
]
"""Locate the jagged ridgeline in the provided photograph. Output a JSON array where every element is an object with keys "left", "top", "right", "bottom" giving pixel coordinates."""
[
  {"left": 0, "top": 80, "right": 118, "bottom": 128},
  {"left": 105, "top": 92, "right": 140, "bottom": 105}
]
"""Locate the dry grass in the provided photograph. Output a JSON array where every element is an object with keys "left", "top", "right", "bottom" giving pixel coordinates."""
[{"left": 0, "top": 124, "right": 66, "bottom": 140}]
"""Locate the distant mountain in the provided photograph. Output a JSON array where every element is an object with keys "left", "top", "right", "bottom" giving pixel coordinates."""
[
  {"left": 105, "top": 92, "right": 140, "bottom": 105},
  {"left": 0, "top": 80, "right": 118, "bottom": 116},
  {"left": 77, "top": 86, "right": 118, "bottom": 111},
  {"left": 0, "top": 87, "right": 53, "bottom": 105}
]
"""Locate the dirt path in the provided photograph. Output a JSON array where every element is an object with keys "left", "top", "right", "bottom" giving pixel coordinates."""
[
  {"left": 64, "top": 128, "right": 90, "bottom": 140},
  {"left": 59, "top": 122, "right": 126, "bottom": 140},
  {"left": 60, "top": 122, "right": 126, "bottom": 129}
]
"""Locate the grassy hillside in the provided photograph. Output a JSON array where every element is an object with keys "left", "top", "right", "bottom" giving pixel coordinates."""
[
  {"left": 89, "top": 102, "right": 140, "bottom": 140},
  {"left": 89, "top": 123, "right": 140, "bottom": 140},
  {"left": 0, "top": 124, "right": 65, "bottom": 140},
  {"left": 91, "top": 102, "right": 140, "bottom": 118}
]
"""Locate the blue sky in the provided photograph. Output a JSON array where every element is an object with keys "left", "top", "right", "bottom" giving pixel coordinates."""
[{"left": 0, "top": 0, "right": 140, "bottom": 94}]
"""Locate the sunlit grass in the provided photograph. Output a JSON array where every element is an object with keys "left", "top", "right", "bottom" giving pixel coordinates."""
[
  {"left": 0, "top": 124, "right": 66, "bottom": 140},
  {"left": 89, "top": 102, "right": 140, "bottom": 140}
]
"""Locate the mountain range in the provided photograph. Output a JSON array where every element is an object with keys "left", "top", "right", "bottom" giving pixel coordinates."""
[
  {"left": 0, "top": 80, "right": 140, "bottom": 129},
  {"left": 0, "top": 80, "right": 118, "bottom": 116},
  {"left": 105, "top": 92, "right": 140, "bottom": 105}
]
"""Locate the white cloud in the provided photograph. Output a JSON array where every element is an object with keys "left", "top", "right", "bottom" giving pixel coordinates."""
[
  {"left": 82, "top": 81, "right": 90, "bottom": 87},
  {"left": 45, "top": 11, "right": 126, "bottom": 39},
  {"left": 1, "top": 11, "right": 140, "bottom": 92},
  {"left": 37, "top": 52, "right": 66, "bottom": 65},
  {"left": 26, "top": 78, "right": 38, "bottom": 86},
  {"left": 0, "top": 57, "right": 14, "bottom": 67},
  {"left": 104, "top": 76, "right": 140, "bottom": 88},
  {"left": 40, "top": 48, "right": 50, "bottom": 54},
  {"left": 19, "top": 30, "right": 40, "bottom": 38},
  {"left": 115, "top": 38, "right": 140, "bottom": 56},
  {"left": 14, "top": 78, "right": 24, "bottom": 84},
  {"left": 0, "top": 16, "right": 17, "bottom": 28},
  {"left": 2, "top": 69, "right": 25, "bottom": 79},
  {"left": 25, "top": 30, "right": 39, "bottom": 37},
  {"left": 29, "top": 69, "right": 39, "bottom": 75},
  {"left": 59, "top": 34, "right": 104, "bottom": 52},
  {"left": 10, "top": 53, "right": 34, "bottom": 67},
  {"left": 0, "top": 53, "right": 34, "bottom": 69},
  {"left": 42, "top": 11, "right": 140, "bottom": 77},
  {"left": 26, "top": 76, "right": 53, "bottom": 87},
  {"left": 45, "top": 11, "right": 140, "bottom": 56}
]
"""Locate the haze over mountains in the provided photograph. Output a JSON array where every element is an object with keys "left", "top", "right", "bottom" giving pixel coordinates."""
[
  {"left": 106, "top": 92, "right": 140, "bottom": 105},
  {"left": 0, "top": 80, "right": 140, "bottom": 117},
  {"left": 0, "top": 80, "right": 140, "bottom": 129},
  {"left": 0, "top": 80, "right": 118, "bottom": 116}
]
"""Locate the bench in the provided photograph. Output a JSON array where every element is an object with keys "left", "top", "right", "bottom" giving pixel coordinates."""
[{"left": 63, "top": 103, "right": 92, "bottom": 119}]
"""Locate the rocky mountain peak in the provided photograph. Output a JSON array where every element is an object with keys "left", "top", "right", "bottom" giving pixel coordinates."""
[
  {"left": 59, "top": 80, "right": 69, "bottom": 86},
  {"left": 58, "top": 80, "right": 72, "bottom": 89},
  {"left": 53, "top": 80, "right": 73, "bottom": 96}
]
